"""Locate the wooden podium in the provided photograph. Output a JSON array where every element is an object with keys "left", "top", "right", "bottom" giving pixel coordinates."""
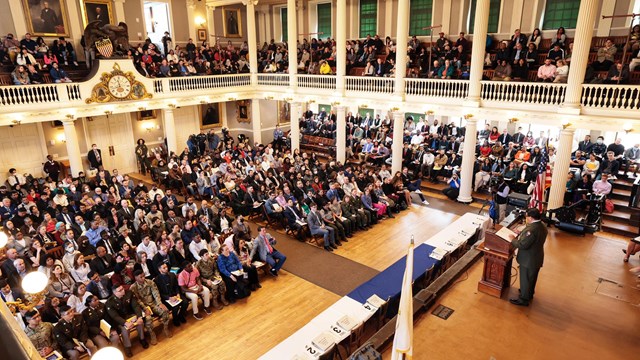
[{"left": 477, "top": 225, "right": 515, "bottom": 298}]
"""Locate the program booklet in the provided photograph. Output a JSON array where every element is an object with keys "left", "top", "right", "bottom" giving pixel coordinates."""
[
  {"left": 366, "top": 294, "right": 386, "bottom": 308},
  {"left": 311, "top": 331, "right": 335, "bottom": 352}
]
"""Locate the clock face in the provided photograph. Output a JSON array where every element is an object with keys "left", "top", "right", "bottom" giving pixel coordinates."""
[{"left": 107, "top": 75, "right": 132, "bottom": 99}]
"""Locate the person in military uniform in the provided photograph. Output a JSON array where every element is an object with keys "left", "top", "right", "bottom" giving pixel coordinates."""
[
  {"left": 195, "top": 249, "right": 229, "bottom": 310},
  {"left": 82, "top": 295, "right": 120, "bottom": 349},
  {"left": 130, "top": 269, "right": 172, "bottom": 342},
  {"left": 509, "top": 208, "right": 548, "bottom": 306},
  {"left": 24, "top": 310, "right": 59, "bottom": 358},
  {"left": 105, "top": 285, "right": 148, "bottom": 357},
  {"left": 53, "top": 305, "right": 98, "bottom": 360},
  {"left": 154, "top": 262, "right": 189, "bottom": 327}
]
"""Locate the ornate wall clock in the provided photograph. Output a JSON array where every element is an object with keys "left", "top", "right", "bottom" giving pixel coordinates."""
[{"left": 85, "top": 63, "right": 152, "bottom": 104}]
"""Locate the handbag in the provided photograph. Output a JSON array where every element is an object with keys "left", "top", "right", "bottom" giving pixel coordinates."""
[{"left": 604, "top": 199, "right": 614, "bottom": 213}]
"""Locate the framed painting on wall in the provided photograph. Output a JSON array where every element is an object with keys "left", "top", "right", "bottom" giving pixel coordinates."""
[
  {"left": 138, "top": 110, "right": 157, "bottom": 120},
  {"left": 222, "top": 7, "right": 242, "bottom": 38},
  {"left": 277, "top": 101, "right": 290, "bottom": 125},
  {"left": 197, "top": 28, "right": 207, "bottom": 42},
  {"left": 237, "top": 100, "right": 251, "bottom": 123},
  {"left": 22, "top": 0, "right": 70, "bottom": 37},
  {"left": 82, "top": 0, "right": 114, "bottom": 28},
  {"left": 201, "top": 103, "right": 221, "bottom": 128}
]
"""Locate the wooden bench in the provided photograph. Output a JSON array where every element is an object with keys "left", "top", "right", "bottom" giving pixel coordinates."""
[{"left": 301, "top": 135, "right": 336, "bottom": 158}]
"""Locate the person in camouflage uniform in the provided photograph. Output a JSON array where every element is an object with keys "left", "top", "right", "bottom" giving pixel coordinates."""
[
  {"left": 130, "top": 270, "right": 171, "bottom": 342},
  {"left": 24, "top": 310, "right": 59, "bottom": 358},
  {"left": 195, "top": 249, "right": 229, "bottom": 310}
]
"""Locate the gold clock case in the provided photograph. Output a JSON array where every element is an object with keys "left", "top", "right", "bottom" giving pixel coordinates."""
[{"left": 86, "top": 63, "right": 153, "bottom": 104}]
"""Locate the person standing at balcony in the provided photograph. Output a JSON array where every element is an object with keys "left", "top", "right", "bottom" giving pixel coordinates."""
[
  {"left": 43, "top": 155, "right": 61, "bottom": 182},
  {"left": 455, "top": 32, "right": 469, "bottom": 52},
  {"left": 536, "top": 59, "right": 556, "bottom": 82}
]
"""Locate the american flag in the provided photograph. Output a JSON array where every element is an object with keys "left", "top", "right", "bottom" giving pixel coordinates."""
[{"left": 529, "top": 146, "right": 548, "bottom": 212}]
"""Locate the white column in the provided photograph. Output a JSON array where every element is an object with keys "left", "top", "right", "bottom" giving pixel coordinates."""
[
  {"left": 113, "top": 0, "right": 127, "bottom": 23},
  {"left": 467, "top": 0, "right": 490, "bottom": 103},
  {"left": 163, "top": 109, "right": 178, "bottom": 155},
  {"left": 457, "top": 118, "right": 478, "bottom": 203},
  {"left": 297, "top": 0, "right": 305, "bottom": 41},
  {"left": 252, "top": 100, "right": 263, "bottom": 144},
  {"left": 62, "top": 120, "right": 84, "bottom": 177},
  {"left": 335, "top": 105, "right": 346, "bottom": 163},
  {"left": 384, "top": 0, "right": 393, "bottom": 37},
  {"left": 548, "top": 128, "right": 575, "bottom": 210},
  {"left": 207, "top": 5, "right": 216, "bottom": 41},
  {"left": 186, "top": 0, "right": 198, "bottom": 42},
  {"left": 562, "top": 0, "right": 599, "bottom": 109},
  {"left": 596, "top": 0, "right": 616, "bottom": 37},
  {"left": 287, "top": 0, "right": 298, "bottom": 89},
  {"left": 290, "top": 102, "right": 301, "bottom": 152},
  {"left": 8, "top": 1, "right": 28, "bottom": 36},
  {"left": 393, "top": 0, "right": 409, "bottom": 98},
  {"left": 336, "top": 0, "right": 347, "bottom": 95},
  {"left": 246, "top": 0, "right": 259, "bottom": 85},
  {"left": 391, "top": 111, "right": 404, "bottom": 174}
]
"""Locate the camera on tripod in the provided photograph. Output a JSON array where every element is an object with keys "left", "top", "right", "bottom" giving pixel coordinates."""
[{"left": 488, "top": 175, "right": 502, "bottom": 192}]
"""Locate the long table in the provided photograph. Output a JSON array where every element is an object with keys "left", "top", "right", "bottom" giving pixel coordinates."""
[{"left": 258, "top": 212, "right": 490, "bottom": 359}]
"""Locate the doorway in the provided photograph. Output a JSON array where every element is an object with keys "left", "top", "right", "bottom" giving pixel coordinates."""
[
  {"left": 144, "top": 1, "right": 172, "bottom": 53},
  {"left": 85, "top": 114, "right": 137, "bottom": 174}
]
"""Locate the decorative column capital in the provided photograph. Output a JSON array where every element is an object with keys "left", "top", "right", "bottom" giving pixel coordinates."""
[
  {"left": 113, "top": 0, "right": 125, "bottom": 3},
  {"left": 186, "top": 0, "right": 196, "bottom": 9},
  {"left": 242, "top": 0, "right": 259, "bottom": 6}
]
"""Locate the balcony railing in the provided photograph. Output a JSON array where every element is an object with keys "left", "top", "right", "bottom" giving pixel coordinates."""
[
  {"left": 480, "top": 81, "right": 567, "bottom": 105},
  {"left": 405, "top": 78, "right": 469, "bottom": 98},
  {"left": 581, "top": 84, "right": 640, "bottom": 110},
  {"left": 297, "top": 75, "right": 336, "bottom": 90},
  {"left": 167, "top": 74, "right": 251, "bottom": 92},
  {"left": 0, "top": 83, "right": 61, "bottom": 106},
  {"left": 257, "top": 73, "right": 290, "bottom": 87},
  {"left": 345, "top": 76, "right": 395, "bottom": 94}
]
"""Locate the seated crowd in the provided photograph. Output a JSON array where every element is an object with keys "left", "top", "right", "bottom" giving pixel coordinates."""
[{"left": 1, "top": 32, "right": 77, "bottom": 85}]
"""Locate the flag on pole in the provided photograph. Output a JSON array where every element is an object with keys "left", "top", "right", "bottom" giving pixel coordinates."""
[
  {"left": 391, "top": 237, "right": 414, "bottom": 360},
  {"left": 529, "top": 147, "right": 548, "bottom": 212}
]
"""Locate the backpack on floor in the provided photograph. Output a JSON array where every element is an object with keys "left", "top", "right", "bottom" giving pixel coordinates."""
[{"left": 233, "top": 278, "right": 251, "bottom": 299}]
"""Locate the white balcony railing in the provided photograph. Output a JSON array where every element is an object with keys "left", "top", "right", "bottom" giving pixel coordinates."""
[
  {"left": 345, "top": 76, "right": 395, "bottom": 94},
  {"left": 257, "top": 73, "right": 290, "bottom": 87},
  {"left": 581, "top": 84, "right": 640, "bottom": 110},
  {"left": 167, "top": 74, "right": 251, "bottom": 92},
  {"left": 405, "top": 78, "right": 469, "bottom": 98},
  {"left": 297, "top": 75, "right": 336, "bottom": 90},
  {"left": 0, "top": 83, "right": 62, "bottom": 106},
  {"left": 480, "top": 81, "right": 567, "bottom": 105}
]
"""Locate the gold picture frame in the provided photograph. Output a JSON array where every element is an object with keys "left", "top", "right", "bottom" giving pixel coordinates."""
[
  {"left": 82, "top": 0, "right": 115, "bottom": 28},
  {"left": 197, "top": 28, "right": 207, "bottom": 42},
  {"left": 21, "top": 0, "right": 70, "bottom": 37},
  {"left": 138, "top": 110, "right": 157, "bottom": 120},
  {"left": 222, "top": 7, "right": 242, "bottom": 38},
  {"left": 237, "top": 100, "right": 251, "bottom": 123},
  {"left": 277, "top": 101, "right": 290, "bottom": 125},
  {"left": 201, "top": 103, "right": 222, "bottom": 129}
]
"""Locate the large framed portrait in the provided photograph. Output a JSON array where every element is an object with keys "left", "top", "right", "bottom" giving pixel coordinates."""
[
  {"left": 222, "top": 8, "right": 242, "bottom": 38},
  {"left": 197, "top": 28, "right": 207, "bottom": 42},
  {"left": 22, "top": 0, "right": 70, "bottom": 36},
  {"left": 201, "top": 103, "right": 221, "bottom": 128},
  {"left": 138, "top": 110, "right": 157, "bottom": 120},
  {"left": 236, "top": 100, "right": 251, "bottom": 123},
  {"left": 82, "top": 0, "right": 114, "bottom": 28},
  {"left": 277, "top": 101, "right": 290, "bottom": 125}
]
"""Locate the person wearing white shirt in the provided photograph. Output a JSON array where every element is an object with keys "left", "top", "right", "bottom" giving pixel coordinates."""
[
  {"left": 410, "top": 133, "right": 425, "bottom": 145},
  {"left": 7, "top": 168, "right": 26, "bottom": 187},
  {"left": 378, "top": 164, "right": 392, "bottom": 181},
  {"left": 66, "top": 283, "right": 92, "bottom": 313},
  {"left": 189, "top": 235, "right": 208, "bottom": 261},
  {"left": 421, "top": 151, "right": 436, "bottom": 178},
  {"left": 137, "top": 235, "right": 158, "bottom": 259}
]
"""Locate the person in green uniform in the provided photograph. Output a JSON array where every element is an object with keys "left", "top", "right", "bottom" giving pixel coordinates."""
[{"left": 510, "top": 208, "right": 548, "bottom": 306}]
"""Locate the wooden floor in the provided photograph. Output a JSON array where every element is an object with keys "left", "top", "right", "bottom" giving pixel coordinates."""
[{"left": 124, "top": 174, "right": 639, "bottom": 359}]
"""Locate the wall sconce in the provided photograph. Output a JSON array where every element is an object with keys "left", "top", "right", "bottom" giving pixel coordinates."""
[
  {"left": 65, "top": 114, "right": 75, "bottom": 120},
  {"left": 425, "top": 110, "right": 434, "bottom": 116},
  {"left": 142, "top": 121, "right": 155, "bottom": 132},
  {"left": 561, "top": 120, "right": 571, "bottom": 129},
  {"left": 360, "top": 104, "right": 369, "bottom": 109},
  {"left": 11, "top": 119, "right": 21, "bottom": 126},
  {"left": 195, "top": 16, "right": 206, "bottom": 27},
  {"left": 390, "top": 106, "right": 400, "bottom": 112},
  {"left": 227, "top": 97, "right": 237, "bottom": 102},
  {"left": 264, "top": 96, "right": 274, "bottom": 100},
  {"left": 307, "top": 99, "right": 316, "bottom": 104},
  {"left": 283, "top": 97, "right": 293, "bottom": 102},
  {"left": 56, "top": 133, "right": 66, "bottom": 143},
  {"left": 167, "top": 103, "right": 177, "bottom": 109},
  {"left": 138, "top": 107, "right": 147, "bottom": 111},
  {"left": 624, "top": 123, "right": 633, "bottom": 134},
  {"left": 104, "top": 110, "right": 113, "bottom": 115},
  {"left": 332, "top": 101, "right": 341, "bottom": 106},
  {"left": 463, "top": 114, "right": 473, "bottom": 119},
  {"left": 508, "top": 117, "right": 519, "bottom": 124}
]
